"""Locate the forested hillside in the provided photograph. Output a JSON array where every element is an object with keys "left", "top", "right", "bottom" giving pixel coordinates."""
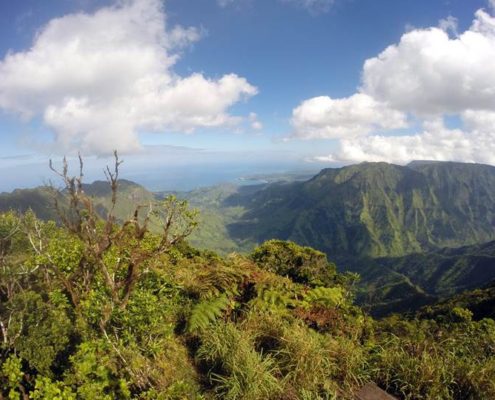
[
  {"left": 179, "top": 161, "right": 495, "bottom": 315},
  {"left": 225, "top": 161, "right": 495, "bottom": 259},
  {"left": 348, "top": 240, "right": 495, "bottom": 316},
  {"left": 418, "top": 281, "right": 495, "bottom": 321},
  {"left": 0, "top": 179, "right": 154, "bottom": 224},
  {"left": 1, "top": 158, "right": 495, "bottom": 399},
  {"left": 2, "top": 161, "right": 495, "bottom": 318},
  {"left": 4, "top": 161, "right": 494, "bottom": 261}
]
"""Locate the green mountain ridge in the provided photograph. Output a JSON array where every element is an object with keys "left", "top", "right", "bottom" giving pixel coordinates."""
[
  {"left": 0, "top": 179, "right": 154, "bottom": 223},
  {"left": 349, "top": 239, "right": 495, "bottom": 316},
  {"left": 0, "top": 187, "right": 58, "bottom": 220},
  {"left": 2, "top": 161, "right": 495, "bottom": 316},
  {"left": 225, "top": 161, "right": 495, "bottom": 259},
  {"left": 176, "top": 161, "right": 495, "bottom": 315},
  {"left": 8, "top": 161, "right": 495, "bottom": 262},
  {"left": 2, "top": 202, "right": 495, "bottom": 399},
  {"left": 417, "top": 280, "right": 495, "bottom": 321}
]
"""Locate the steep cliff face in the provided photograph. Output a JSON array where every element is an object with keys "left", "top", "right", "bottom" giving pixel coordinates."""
[{"left": 226, "top": 162, "right": 495, "bottom": 258}]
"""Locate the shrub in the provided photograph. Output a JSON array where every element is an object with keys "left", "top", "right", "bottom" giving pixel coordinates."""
[{"left": 251, "top": 240, "right": 337, "bottom": 287}]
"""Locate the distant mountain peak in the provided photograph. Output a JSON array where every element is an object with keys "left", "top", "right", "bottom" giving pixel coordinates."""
[{"left": 407, "top": 160, "right": 445, "bottom": 167}]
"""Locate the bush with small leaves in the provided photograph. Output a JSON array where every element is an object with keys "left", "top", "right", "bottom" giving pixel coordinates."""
[{"left": 251, "top": 240, "right": 337, "bottom": 287}]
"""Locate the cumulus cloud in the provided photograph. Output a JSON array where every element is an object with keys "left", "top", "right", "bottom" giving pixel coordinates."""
[
  {"left": 0, "top": 0, "right": 257, "bottom": 155},
  {"left": 362, "top": 10, "right": 495, "bottom": 116},
  {"left": 438, "top": 16, "right": 458, "bottom": 36},
  {"left": 291, "top": 94, "right": 407, "bottom": 139},
  {"left": 316, "top": 118, "right": 495, "bottom": 164},
  {"left": 462, "top": 109, "right": 495, "bottom": 131},
  {"left": 295, "top": 7, "right": 495, "bottom": 165}
]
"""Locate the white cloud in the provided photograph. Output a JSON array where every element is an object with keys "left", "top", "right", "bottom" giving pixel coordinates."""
[
  {"left": 362, "top": 10, "right": 495, "bottom": 116},
  {"left": 0, "top": 0, "right": 257, "bottom": 155},
  {"left": 251, "top": 121, "right": 263, "bottom": 130},
  {"left": 291, "top": 94, "right": 407, "bottom": 139},
  {"left": 462, "top": 109, "right": 495, "bottom": 131},
  {"left": 295, "top": 7, "right": 495, "bottom": 165},
  {"left": 249, "top": 112, "right": 263, "bottom": 130},
  {"left": 438, "top": 15, "right": 458, "bottom": 36},
  {"left": 315, "top": 117, "right": 495, "bottom": 165}
]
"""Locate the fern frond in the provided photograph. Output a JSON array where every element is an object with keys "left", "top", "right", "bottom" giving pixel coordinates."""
[
  {"left": 303, "top": 287, "right": 344, "bottom": 308},
  {"left": 252, "top": 286, "right": 294, "bottom": 310},
  {"left": 186, "top": 261, "right": 249, "bottom": 299},
  {"left": 188, "top": 294, "right": 231, "bottom": 333}
]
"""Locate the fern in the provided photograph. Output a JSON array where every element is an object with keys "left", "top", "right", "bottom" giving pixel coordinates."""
[
  {"left": 303, "top": 287, "right": 344, "bottom": 308},
  {"left": 188, "top": 295, "right": 231, "bottom": 333},
  {"left": 252, "top": 286, "right": 294, "bottom": 310},
  {"left": 188, "top": 262, "right": 248, "bottom": 299}
]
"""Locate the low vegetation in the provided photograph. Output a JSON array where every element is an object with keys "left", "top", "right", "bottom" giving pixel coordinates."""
[{"left": 1, "top": 156, "right": 494, "bottom": 399}]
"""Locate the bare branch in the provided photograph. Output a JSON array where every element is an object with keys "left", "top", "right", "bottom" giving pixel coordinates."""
[
  {"left": 41, "top": 152, "right": 197, "bottom": 328},
  {"left": 77, "top": 152, "right": 84, "bottom": 193}
]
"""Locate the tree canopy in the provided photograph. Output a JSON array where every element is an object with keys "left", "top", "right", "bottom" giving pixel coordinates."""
[{"left": 1, "top": 156, "right": 494, "bottom": 399}]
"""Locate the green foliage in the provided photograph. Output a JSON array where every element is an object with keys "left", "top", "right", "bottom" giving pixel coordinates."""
[
  {"left": 0, "top": 211, "right": 24, "bottom": 252},
  {"left": 1, "top": 159, "right": 495, "bottom": 399},
  {"left": 1, "top": 212, "right": 494, "bottom": 399},
  {"left": 153, "top": 195, "right": 200, "bottom": 241},
  {"left": 272, "top": 322, "right": 339, "bottom": 396},
  {"left": 252, "top": 240, "right": 337, "bottom": 287},
  {"left": 1, "top": 355, "right": 24, "bottom": 398},
  {"left": 303, "top": 286, "right": 344, "bottom": 308},
  {"left": 176, "top": 253, "right": 249, "bottom": 299},
  {"left": 188, "top": 294, "right": 231, "bottom": 333},
  {"left": 371, "top": 317, "right": 495, "bottom": 399},
  {"left": 253, "top": 286, "right": 294, "bottom": 310},
  {"left": 449, "top": 306, "right": 473, "bottom": 323},
  {"left": 196, "top": 322, "right": 283, "bottom": 400},
  {"left": 9, "top": 290, "right": 72, "bottom": 376},
  {"left": 31, "top": 377, "right": 76, "bottom": 400},
  {"left": 418, "top": 281, "right": 495, "bottom": 321},
  {"left": 64, "top": 340, "right": 127, "bottom": 400}
]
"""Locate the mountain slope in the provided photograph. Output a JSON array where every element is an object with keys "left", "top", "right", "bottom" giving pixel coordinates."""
[
  {"left": 0, "top": 187, "right": 59, "bottom": 220},
  {"left": 0, "top": 179, "right": 155, "bottom": 223},
  {"left": 417, "top": 280, "right": 495, "bottom": 321},
  {"left": 225, "top": 161, "right": 495, "bottom": 259},
  {"left": 350, "top": 240, "right": 495, "bottom": 316},
  {"left": 2, "top": 162, "right": 495, "bottom": 317}
]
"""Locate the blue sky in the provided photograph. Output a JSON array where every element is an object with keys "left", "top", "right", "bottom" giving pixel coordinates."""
[{"left": 0, "top": 0, "right": 494, "bottom": 190}]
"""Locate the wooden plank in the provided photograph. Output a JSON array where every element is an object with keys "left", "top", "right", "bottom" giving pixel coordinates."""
[{"left": 354, "top": 383, "right": 397, "bottom": 400}]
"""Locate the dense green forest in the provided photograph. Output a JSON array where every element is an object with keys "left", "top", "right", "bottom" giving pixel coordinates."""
[
  {"left": 179, "top": 161, "right": 495, "bottom": 315},
  {"left": 7, "top": 161, "right": 495, "bottom": 260},
  {"left": 347, "top": 240, "right": 495, "bottom": 316},
  {"left": 1, "top": 157, "right": 495, "bottom": 399},
  {"left": 221, "top": 161, "right": 495, "bottom": 258},
  {"left": 3, "top": 161, "right": 495, "bottom": 318}
]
